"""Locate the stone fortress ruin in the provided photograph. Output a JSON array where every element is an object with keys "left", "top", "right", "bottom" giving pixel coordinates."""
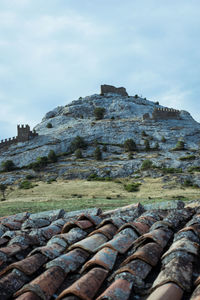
[
  {"left": 152, "top": 107, "right": 180, "bottom": 120},
  {"left": 0, "top": 125, "right": 38, "bottom": 149},
  {"left": 101, "top": 84, "right": 128, "bottom": 96}
]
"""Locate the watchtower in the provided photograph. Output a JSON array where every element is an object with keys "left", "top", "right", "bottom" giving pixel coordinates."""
[{"left": 17, "top": 125, "right": 31, "bottom": 142}]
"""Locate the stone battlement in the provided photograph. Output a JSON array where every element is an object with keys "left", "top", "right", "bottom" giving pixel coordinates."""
[
  {"left": 152, "top": 107, "right": 180, "bottom": 120},
  {"left": 101, "top": 84, "right": 128, "bottom": 96},
  {"left": 0, "top": 124, "right": 38, "bottom": 149}
]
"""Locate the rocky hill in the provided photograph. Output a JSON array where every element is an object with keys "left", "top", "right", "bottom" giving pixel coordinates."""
[{"left": 1, "top": 85, "right": 200, "bottom": 184}]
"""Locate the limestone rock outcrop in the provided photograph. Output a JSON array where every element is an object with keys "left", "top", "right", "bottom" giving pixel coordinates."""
[{"left": 0, "top": 86, "right": 200, "bottom": 182}]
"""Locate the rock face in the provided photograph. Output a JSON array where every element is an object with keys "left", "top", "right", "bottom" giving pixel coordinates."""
[{"left": 0, "top": 86, "right": 200, "bottom": 182}]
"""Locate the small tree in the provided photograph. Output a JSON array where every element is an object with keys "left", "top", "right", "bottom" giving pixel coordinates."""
[
  {"left": 102, "top": 145, "right": 107, "bottom": 152},
  {"left": 154, "top": 142, "right": 159, "bottom": 150},
  {"left": 128, "top": 152, "right": 133, "bottom": 159},
  {"left": 124, "top": 139, "right": 137, "bottom": 152},
  {"left": 142, "top": 130, "right": 147, "bottom": 137},
  {"left": 75, "top": 149, "right": 83, "bottom": 159},
  {"left": 32, "top": 156, "right": 48, "bottom": 171},
  {"left": 94, "top": 107, "right": 106, "bottom": 120},
  {"left": 70, "top": 136, "right": 87, "bottom": 152},
  {"left": 141, "top": 159, "right": 153, "bottom": 170},
  {"left": 94, "top": 146, "right": 102, "bottom": 160},
  {"left": 144, "top": 139, "right": 150, "bottom": 151},
  {"left": 161, "top": 136, "right": 166, "bottom": 143},
  {"left": 0, "top": 184, "right": 7, "bottom": 200},
  {"left": 48, "top": 150, "right": 57, "bottom": 163},
  {"left": 174, "top": 140, "right": 185, "bottom": 151},
  {"left": 46, "top": 123, "right": 53, "bottom": 128},
  {"left": 1, "top": 160, "right": 15, "bottom": 172}
]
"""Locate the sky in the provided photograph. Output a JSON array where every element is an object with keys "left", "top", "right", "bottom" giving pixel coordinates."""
[{"left": 0, "top": 0, "right": 200, "bottom": 139}]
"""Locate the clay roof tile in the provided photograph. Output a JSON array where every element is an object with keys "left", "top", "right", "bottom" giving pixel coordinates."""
[
  {"left": 57, "top": 267, "right": 108, "bottom": 300},
  {"left": 80, "top": 247, "right": 118, "bottom": 273},
  {"left": 15, "top": 266, "right": 65, "bottom": 300}
]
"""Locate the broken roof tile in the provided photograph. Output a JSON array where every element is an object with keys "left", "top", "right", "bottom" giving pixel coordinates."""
[
  {"left": 57, "top": 267, "right": 108, "bottom": 300},
  {"left": 81, "top": 247, "right": 118, "bottom": 273}
]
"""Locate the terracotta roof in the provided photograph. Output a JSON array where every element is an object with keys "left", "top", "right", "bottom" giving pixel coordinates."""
[{"left": 0, "top": 202, "right": 200, "bottom": 299}]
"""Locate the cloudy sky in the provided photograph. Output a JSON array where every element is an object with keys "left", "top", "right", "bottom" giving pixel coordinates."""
[{"left": 0, "top": 0, "right": 200, "bottom": 139}]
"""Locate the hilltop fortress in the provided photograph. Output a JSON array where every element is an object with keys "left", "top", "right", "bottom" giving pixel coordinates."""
[
  {"left": 0, "top": 125, "right": 38, "bottom": 149},
  {"left": 0, "top": 85, "right": 183, "bottom": 150}
]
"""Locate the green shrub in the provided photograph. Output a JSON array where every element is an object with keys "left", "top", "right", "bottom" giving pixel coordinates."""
[
  {"left": 155, "top": 101, "right": 159, "bottom": 105},
  {"left": 19, "top": 180, "right": 33, "bottom": 189},
  {"left": 182, "top": 179, "right": 199, "bottom": 188},
  {"left": 144, "top": 139, "right": 150, "bottom": 151},
  {"left": 94, "top": 107, "right": 106, "bottom": 120},
  {"left": 25, "top": 174, "right": 35, "bottom": 180},
  {"left": 179, "top": 155, "right": 196, "bottom": 161},
  {"left": 111, "top": 116, "right": 115, "bottom": 120},
  {"left": 142, "top": 130, "right": 148, "bottom": 137},
  {"left": 75, "top": 149, "right": 83, "bottom": 159},
  {"left": 94, "top": 146, "right": 102, "bottom": 160},
  {"left": 124, "top": 182, "right": 141, "bottom": 192},
  {"left": 70, "top": 136, "right": 87, "bottom": 152},
  {"left": 161, "top": 167, "right": 183, "bottom": 174},
  {"left": 173, "top": 140, "right": 185, "bottom": 151},
  {"left": 46, "top": 123, "right": 53, "bottom": 128},
  {"left": 31, "top": 156, "right": 48, "bottom": 172},
  {"left": 188, "top": 166, "right": 200, "bottom": 172},
  {"left": 128, "top": 152, "right": 133, "bottom": 159},
  {"left": 134, "top": 94, "right": 139, "bottom": 99},
  {"left": 161, "top": 136, "right": 166, "bottom": 143},
  {"left": 1, "top": 160, "right": 15, "bottom": 172},
  {"left": 0, "top": 184, "right": 7, "bottom": 200},
  {"left": 141, "top": 159, "right": 153, "bottom": 170},
  {"left": 124, "top": 139, "right": 137, "bottom": 152},
  {"left": 87, "top": 173, "right": 112, "bottom": 181},
  {"left": 48, "top": 150, "right": 57, "bottom": 163},
  {"left": 102, "top": 145, "right": 107, "bottom": 152},
  {"left": 154, "top": 142, "right": 159, "bottom": 150}
]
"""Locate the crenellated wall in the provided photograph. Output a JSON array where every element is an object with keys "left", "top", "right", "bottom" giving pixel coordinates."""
[
  {"left": 152, "top": 107, "right": 180, "bottom": 120},
  {"left": 0, "top": 124, "right": 38, "bottom": 149}
]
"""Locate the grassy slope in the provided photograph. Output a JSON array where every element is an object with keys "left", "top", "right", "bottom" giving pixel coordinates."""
[{"left": 0, "top": 178, "right": 200, "bottom": 216}]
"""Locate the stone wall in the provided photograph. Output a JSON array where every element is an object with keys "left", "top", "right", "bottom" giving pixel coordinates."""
[
  {"left": 0, "top": 137, "right": 18, "bottom": 149},
  {"left": 0, "top": 125, "right": 38, "bottom": 149},
  {"left": 152, "top": 108, "right": 180, "bottom": 120},
  {"left": 101, "top": 84, "right": 128, "bottom": 96}
]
